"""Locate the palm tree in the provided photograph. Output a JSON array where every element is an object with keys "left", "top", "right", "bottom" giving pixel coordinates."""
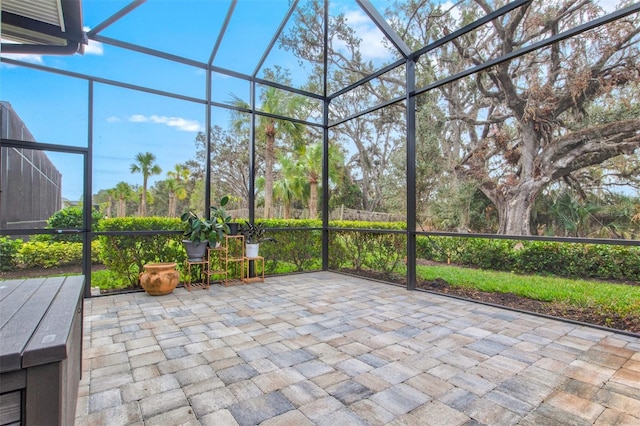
[
  {"left": 105, "top": 188, "right": 118, "bottom": 218},
  {"left": 130, "top": 152, "right": 162, "bottom": 217},
  {"left": 166, "top": 165, "right": 190, "bottom": 217},
  {"left": 549, "top": 190, "right": 602, "bottom": 237},
  {"left": 168, "top": 163, "right": 190, "bottom": 183},
  {"left": 230, "top": 86, "right": 308, "bottom": 218},
  {"left": 274, "top": 153, "right": 307, "bottom": 219},
  {"left": 295, "top": 142, "right": 344, "bottom": 219},
  {"left": 169, "top": 182, "right": 188, "bottom": 218},
  {"left": 136, "top": 186, "right": 155, "bottom": 217},
  {"left": 114, "top": 181, "right": 134, "bottom": 217}
]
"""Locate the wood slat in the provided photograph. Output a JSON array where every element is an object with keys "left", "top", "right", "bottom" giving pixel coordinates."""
[
  {"left": 0, "top": 391, "right": 21, "bottom": 424},
  {"left": 23, "top": 276, "right": 84, "bottom": 367},
  {"left": 0, "top": 277, "right": 63, "bottom": 373},
  {"left": 0, "top": 279, "right": 24, "bottom": 303},
  {"left": 0, "top": 278, "right": 45, "bottom": 328}
]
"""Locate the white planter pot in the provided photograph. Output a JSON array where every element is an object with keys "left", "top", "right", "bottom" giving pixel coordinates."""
[{"left": 246, "top": 243, "right": 259, "bottom": 258}]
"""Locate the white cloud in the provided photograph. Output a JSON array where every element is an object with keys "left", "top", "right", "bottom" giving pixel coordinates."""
[
  {"left": 129, "top": 114, "right": 147, "bottom": 123},
  {"left": 0, "top": 52, "right": 43, "bottom": 64},
  {"left": 335, "top": 9, "right": 395, "bottom": 62},
  {"left": 596, "top": 0, "right": 618, "bottom": 13},
  {"left": 82, "top": 27, "right": 104, "bottom": 55},
  {"left": 343, "top": 9, "right": 371, "bottom": 26},
  {"left": 106, "top": 116, "right": 120, "bottom": 123},
  {"left": 84, "top": 39, "right": 104, "bottom": 55},
  {"left": 440, "top": 1, "right": 462, "bottom": 22},
  {"left": 150, "top": 115, "right": 202, "bottom": 132},
  {"left": 126, "top": 114, "right": 203, "bottom": 132}
]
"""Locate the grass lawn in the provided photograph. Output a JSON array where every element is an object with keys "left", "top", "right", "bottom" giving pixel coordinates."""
[{"left": 417, "top": 265, "right": 640, "bottom": 316}]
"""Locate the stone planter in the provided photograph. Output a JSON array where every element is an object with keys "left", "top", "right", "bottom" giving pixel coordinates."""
[
  {"left": 139, "top": 262, "right": 179, "bottom": 296},
  {"left": 183, "top": 240, "right": 207, "bottom": 262}
]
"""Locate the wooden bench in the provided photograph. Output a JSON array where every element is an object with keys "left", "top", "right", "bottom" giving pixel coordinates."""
[{"left": 0, "top": 275, "right": 84, "bottom": 426}]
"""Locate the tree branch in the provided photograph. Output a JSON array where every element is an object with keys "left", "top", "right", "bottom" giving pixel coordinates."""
[
  {"left": 555, "top": 25, "right": 640, "bottom": 117},
  {"left": 541, "top": 118, "right": 640, "bottom": 181}
]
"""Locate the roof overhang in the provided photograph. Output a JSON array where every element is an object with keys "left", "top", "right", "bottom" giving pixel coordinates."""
[{"left": 1, "top": 0, "right": 86, "bottom": 55}]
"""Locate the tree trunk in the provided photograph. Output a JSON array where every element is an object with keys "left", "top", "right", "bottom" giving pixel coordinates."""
[
  {"left": 309, "top": 179, "right": 318, "bottom": 219},
  {"left": 489, "top": 178, "right": 543, "bottom": 236},
  {"left": 141, "top": 176, "right": 148, "bottom": 217},
  {"left": 498, "top": 192, "right": 535, "bottom": 235},
  {"left": 168, "top": 193, "right": 176, "bottom": 218},
  {"left": 263, "top": 131, "right": 275, "bottom": 219},
  {"left": 118, "top": 197, "right": 126, "bottom": 217}
]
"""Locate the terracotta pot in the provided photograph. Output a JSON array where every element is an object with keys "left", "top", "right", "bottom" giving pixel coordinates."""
[{"left": 139, "top": 262, "right": 179, "bottom": 296}]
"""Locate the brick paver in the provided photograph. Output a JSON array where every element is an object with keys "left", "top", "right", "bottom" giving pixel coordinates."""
[{"left": 76, "top": 272, "right": 640, "bottom": 425}]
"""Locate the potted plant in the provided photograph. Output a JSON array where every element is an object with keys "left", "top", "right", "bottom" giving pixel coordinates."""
[
  {"left": 239, "top": 221, "right": 277, "bottom": 258},
  {"left": 180, "top": 197, "right": 232, "bottom": 261},
  {"left": 211, "top": 195, "right": 240, "bottom": 235},
  {"left": 180, "top": 210, "right": 210, "bottom": 261},
  {"left": 210, "top": 195, "right": 237, "bottom": 236}
]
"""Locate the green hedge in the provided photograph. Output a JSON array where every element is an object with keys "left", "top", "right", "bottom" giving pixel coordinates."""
[
  {"left": 250, "top": 220, "right": 407, "bottom": 276},
  {"left": 4, "top": 219, "right": 636, "bottom": 287},
  {"left": 253, "top": 219, "right": 322, "bottom": 273},
  {"left": 416, "top": 236, "right": 640, "bottom": 282},
  {"left": 18, "top": 240, "right": 101, "bottom": 268},
  {"left": 31, "top": 206, "right": 104, "bottom": 243},
  {"left": 0, "top": 237, "right": 22, "bottom": 271},
  {"left": 98, "top": 217, "right": 183, "bottom": 287},
  {"left": 329, "top": 221, "right": 407, "bottom": 278},
  {"left": 20, "top": 241, "right": 83, "bottom": 268}
]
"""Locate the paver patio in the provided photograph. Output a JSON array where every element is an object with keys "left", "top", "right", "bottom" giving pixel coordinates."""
[{"left": 75, "top": 271, "right": 640, "bottom": 425}]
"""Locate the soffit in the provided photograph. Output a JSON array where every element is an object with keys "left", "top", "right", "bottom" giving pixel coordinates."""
[{"left": 1, "top": 0, "right": 85, "bottom": 54}]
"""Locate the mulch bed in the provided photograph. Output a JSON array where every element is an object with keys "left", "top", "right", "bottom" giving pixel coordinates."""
[
  {"left": 1, "top": 264, "right": 92, "bottom": 279},
  {"left": 340, "top": 268, "right": 640, "bottom": 335},
  {"left": 2, "top": 264, "right": 638, "bottom": 334},
  {"left": 418, "top": 277, "right": 639, "bottom": 334}
]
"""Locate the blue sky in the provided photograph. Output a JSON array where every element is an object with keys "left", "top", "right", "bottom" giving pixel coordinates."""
[{"left": 1, "top": 0, "right": 398, "bottom": 202}]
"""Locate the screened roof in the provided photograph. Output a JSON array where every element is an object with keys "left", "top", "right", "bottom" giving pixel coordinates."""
[
  {"left": 1, "top": 0, "right": 638, "bottom": 238},
  {"left": 1, "top": 0, "right": 529, "bottom": 95},
  {"left": 4, "top": 0, "right": 633, "bottom": 97}
]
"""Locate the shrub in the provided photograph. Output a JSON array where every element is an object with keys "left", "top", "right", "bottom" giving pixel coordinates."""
[
  {"left": 363, "top": 232, "right": 406, "bottom": 276},
  {"left": 416, "top": 235, "right": 441, "bottom": 261},
  {"left": 328, "top": 221, "right": 406, "bottom": 276},
  {"left": 416, "top": 236, "right": 640, "bottom": 282},
  {"left": 582, "top": 244, "right": 640, "bottom": 281},
  {"left": 457, "top": 238, "right": 514, "bottom": 270},
  {"left": 0, "top": 236, "right": 22, "bottom": 271},
  {"left": 98, "top": 217, "right": 183, "bottom": 287},
  {"left": 417, "top": 236, "right": 467, "bottom": 264},
  {"left": 258, "top": 219, "right": 322, "bottom": 273},
  {"left": 328, "top": 232, "right": 349, "bottom": 270},
  {"left": 19, "top": 241, "right": 83, "bottom": 268},
  {"left": 5, "top": 239, "right": 101, "bottom": 270},
  {"left": 513, "top": 242, "right": 569, "bottom": 276},
  {"left": 32, "top": 206, "right": 103, "bottom": 243},
  {"left": 91, "top": 268, "right": 128, "bottom": 291}
]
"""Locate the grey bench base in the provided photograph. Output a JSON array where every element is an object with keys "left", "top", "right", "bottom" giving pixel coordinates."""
[{"left": 0, "top": 275, "right": 84, "bottom": 426}]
